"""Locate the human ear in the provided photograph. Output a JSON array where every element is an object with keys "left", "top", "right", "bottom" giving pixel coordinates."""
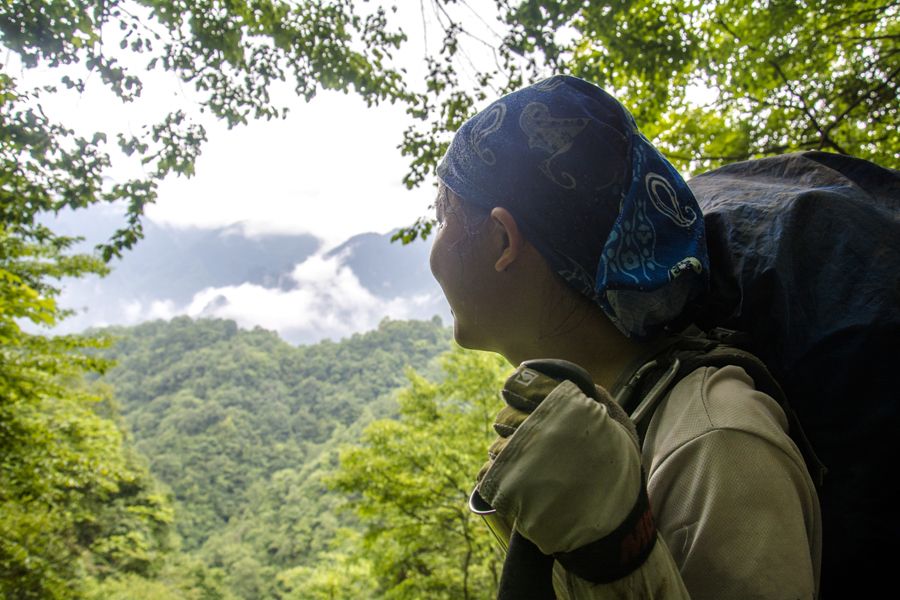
[{"left": 490, "top": 207, "right": 524, "bottom": 272}]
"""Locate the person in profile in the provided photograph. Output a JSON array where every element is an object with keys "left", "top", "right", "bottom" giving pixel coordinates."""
[{"left": 428, "top": 75, "right": 821, "bottom": 599}]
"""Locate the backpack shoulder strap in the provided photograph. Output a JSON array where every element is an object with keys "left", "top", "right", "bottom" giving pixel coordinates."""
[{"left": 620, "top": 330, "right": 827, "bottom": 488}]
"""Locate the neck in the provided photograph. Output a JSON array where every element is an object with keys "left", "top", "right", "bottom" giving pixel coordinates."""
[{"left": 500, "top": 298, "right": 660, "bottom": 394}]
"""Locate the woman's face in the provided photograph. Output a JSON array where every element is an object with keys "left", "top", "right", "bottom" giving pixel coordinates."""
[{"left": 429, "top": 188, "right": 502, "bottom": 350}]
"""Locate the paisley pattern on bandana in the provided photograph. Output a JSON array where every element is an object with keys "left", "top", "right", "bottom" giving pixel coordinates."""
[
  {"left": 436, "top": 75, "right": 709, "bottom": 339},
  {"left": 531, "top": 77, "right": 568, "bottom": 92},
  {"left": 600, "top": 204, "right": 663, "bottom": 285},
  {"left": 470, "top": 103, "right": 507, "bottom": 165},
  {"left": 645, "top": 173, "right": 698, "bottom": 227},
  {"left": 519, "top": 102, "right": 590, "bottom": 189}
]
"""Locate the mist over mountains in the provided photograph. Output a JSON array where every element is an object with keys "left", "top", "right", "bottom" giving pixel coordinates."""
[{"left": 48, "top": 207, "right": 450, "bottom": 344}]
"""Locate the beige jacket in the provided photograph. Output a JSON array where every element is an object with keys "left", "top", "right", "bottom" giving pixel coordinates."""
[{"left": 479, "top": 365, "right": 821, "bottom": 599}]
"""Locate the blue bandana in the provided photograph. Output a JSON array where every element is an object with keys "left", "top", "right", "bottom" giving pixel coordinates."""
[{"left": 437, "top": 75, "right": 708, "bottom": 339}]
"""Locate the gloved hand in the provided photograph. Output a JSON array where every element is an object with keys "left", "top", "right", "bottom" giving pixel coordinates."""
[
  {"left": 476, "top": 363, "right": 563, "bottom": 484},
  {"left": 477, "top": 360, "right": 640, "bottom": 487},
  {"left": 476, "top": 360, "right": 655, "bottom": 584}
]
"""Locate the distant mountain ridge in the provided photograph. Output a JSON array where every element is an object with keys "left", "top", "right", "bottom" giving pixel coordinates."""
[
  {"left": 45, "top": 207, "right": 449, "bottom": 342},
  {"left": 325, "top": 231, "right": 439, "bottom": 300}
]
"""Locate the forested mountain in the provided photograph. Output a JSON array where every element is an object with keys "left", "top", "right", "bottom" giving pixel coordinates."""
[
  {"left": 71, "top": 316, "right": 505, "bottom": 599},
  {"left": 100, "top": 317, "right": 451, "bottom": 548}
]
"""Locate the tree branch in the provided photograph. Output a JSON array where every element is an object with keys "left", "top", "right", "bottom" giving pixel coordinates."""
[
  {"left": 824, "top": 0, "right": 900, "bottom": 31},
  {"left": 824, "top": 64, "right": 900, "bottom": 137},
  {"left": 715, "top": 18, "right": 849, "bottom": 155}
]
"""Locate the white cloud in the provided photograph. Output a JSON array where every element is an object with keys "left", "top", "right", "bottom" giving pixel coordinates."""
[
  {"left": 110, "top": 250, "right": 439, "bottom": 343},
  {"left": 148, "top": 299, "right": 178, "bottom": 321},
  {"left": 142, "top": 91, "right": 437, "bottom": 249},
  {"left": 123, "top": 300, "right": 143, "bottom": 321}
]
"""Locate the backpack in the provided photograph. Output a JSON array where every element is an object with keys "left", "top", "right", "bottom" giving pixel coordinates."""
[
  {"left": 616, "top": 328, "right": 825, "bottom": 480},
  {"left": 629, "top": 152, "right": 899, "bottom": 597}
]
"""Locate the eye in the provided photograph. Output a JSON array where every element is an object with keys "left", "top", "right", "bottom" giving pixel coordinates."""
[{"left": 434, "top": 189, "right": 448, "bottom": 227}]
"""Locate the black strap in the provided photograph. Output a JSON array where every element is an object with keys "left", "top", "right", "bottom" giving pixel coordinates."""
[
  {"left": 497, "top": 482, "right": 658, "bottom": 599},
  {"left": 497, "top": 530, "right": 556, "bottom": 600},
  {"left": 624, "top": 331, "right": 828, "bottom": 489},
  {"left": 554, "top": 480, "right": 657, "bottom": 584}
]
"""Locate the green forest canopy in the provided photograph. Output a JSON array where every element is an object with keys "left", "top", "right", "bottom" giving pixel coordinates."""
[
  {"left": 3, "top": 315, "right": 512, "bottom": 598},
  {"left": 1, "top": 5, "right": 409, "bottom": 592}
]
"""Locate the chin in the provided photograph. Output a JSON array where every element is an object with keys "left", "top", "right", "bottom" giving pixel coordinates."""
[
  {"left": 452, "top": 320, "right": 473, "bottom": 347},
  {"left": 452, "top": 320, "right": 494, "bottom": 353}
]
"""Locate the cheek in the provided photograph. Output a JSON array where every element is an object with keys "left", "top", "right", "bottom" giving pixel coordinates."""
[
  {"left": 429, "top": 227, "right": 473, "bottom": 316},
  {"left": 428, "top": 232, "right": 442, "bottom": 280},
  {"left": 429, "top": 222, "right": 463, "bottom": 286}
]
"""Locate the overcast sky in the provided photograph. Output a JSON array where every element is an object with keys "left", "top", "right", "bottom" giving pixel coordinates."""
[
  {"left": 22, "top": 0, "right": 507, "bottom": 247},
  {"left": 150, "top": 91, "right": 433, "bottom": 247},
  {"left": 18, "top": 1, "right": 510, "bottom": 342},
  {"left": 15, "top": 3, "right": 726, "bottom": 345}
]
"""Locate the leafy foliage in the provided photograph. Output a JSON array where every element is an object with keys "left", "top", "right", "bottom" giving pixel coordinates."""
[
  {"left": 553, "top": 0, "right": 900, "bottom": 170},
  {"left": 1, "top": 223, "right": 176, "bottom": 598},
  {"left": 325, "top": 347, "right": 508, "bottom": 600},
  {"left": 3, "top": 301, "right": 506, "bottom": 598},
  {"left": 0, "top": 4, "right": 411, "bottom": 592},
  {"left": 0, "top": 358, "right": 175, "bottom": 599},
  {"left": 100, "top": 316, "right": 452, "bottom": 552},
  {"left": 83, "top": 555, "right": 237, "bottom": 600},
  {"left": 79, "top": 317, "right": 509, "bottom": 599},
  {"left": 0, "top": 0, "right": 410, "bottom": 259},
  {"left": 77, "top": 316, "right": 453, "bottom": 598},
  {"left": 276, "top": 532, "right": 376, "bottom": 600},
  {"left": 0, "top": 389, "right": 175, "bottom": 598},
  {"left": 397, "top": 0, "right": 899, "bottom": 241}
]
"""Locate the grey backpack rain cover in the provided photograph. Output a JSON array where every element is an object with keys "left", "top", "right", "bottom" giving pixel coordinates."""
[{"left": 687, "top": 151, "right": 899, "bottom": 596}]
